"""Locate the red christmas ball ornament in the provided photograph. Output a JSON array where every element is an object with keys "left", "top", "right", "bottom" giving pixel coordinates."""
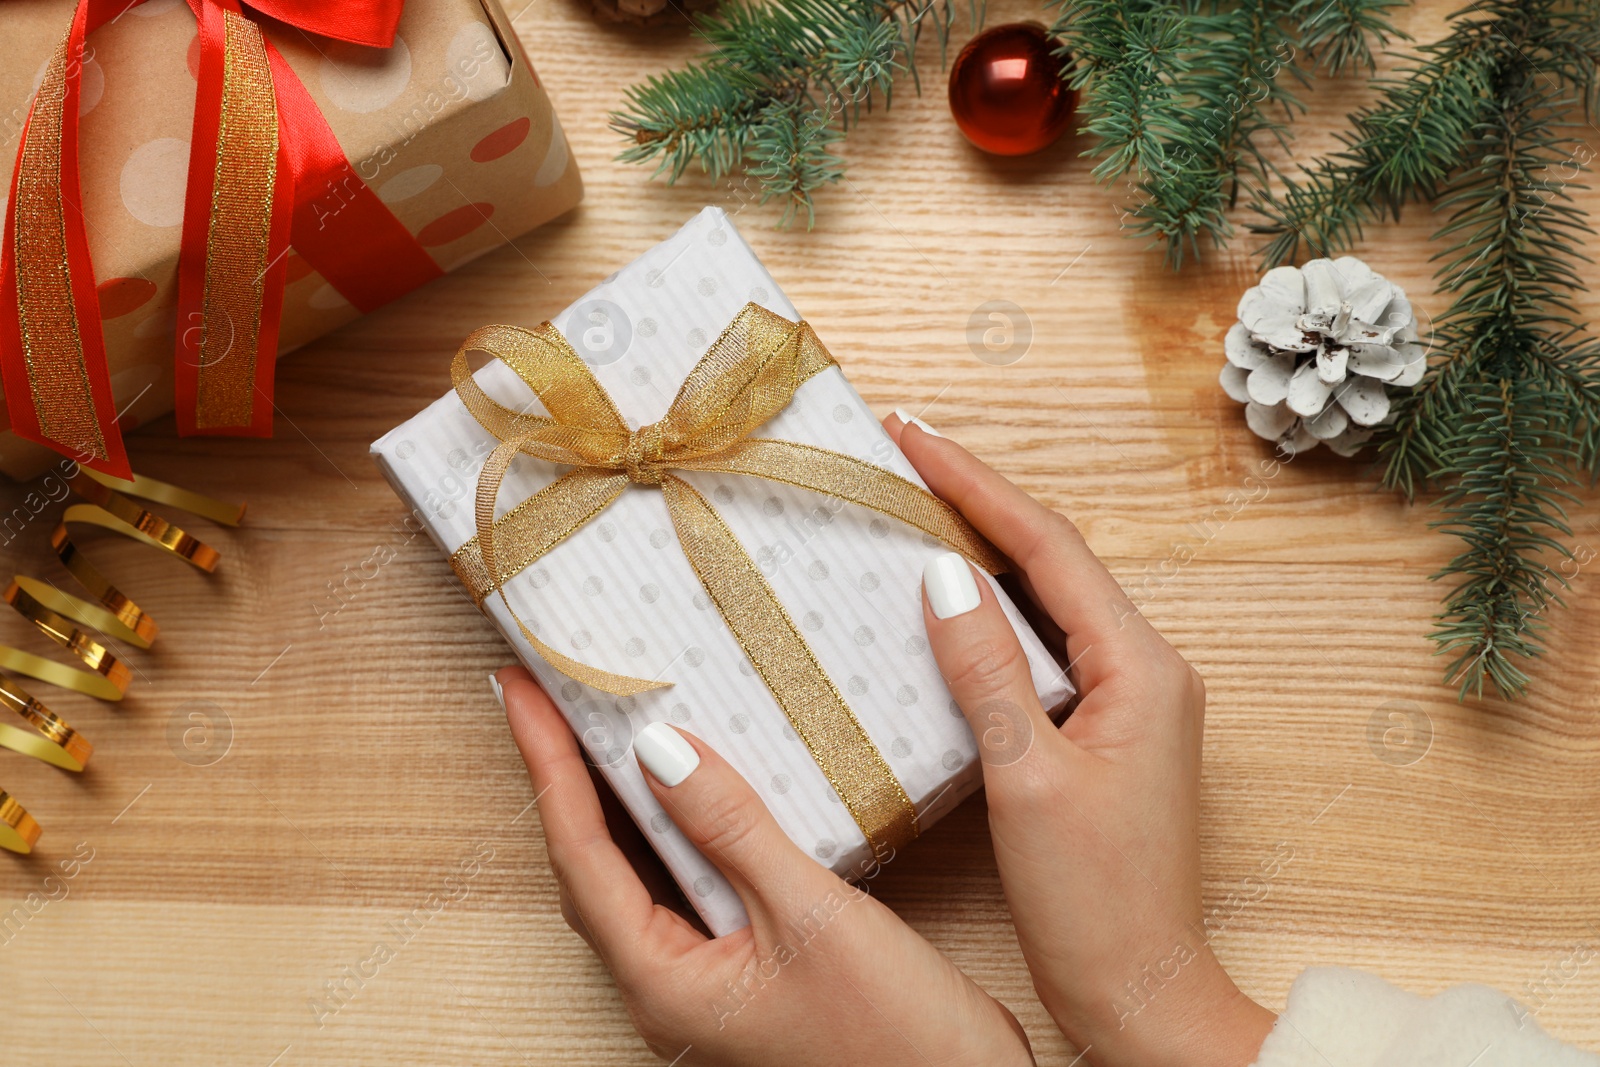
[{"left": 948, "top": 23, "right": 1076, "bottom": 156}]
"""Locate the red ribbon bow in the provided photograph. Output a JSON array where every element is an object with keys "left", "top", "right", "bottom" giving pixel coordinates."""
[{"left": 0, "top": 0, "right": 442, "bottom": 479}]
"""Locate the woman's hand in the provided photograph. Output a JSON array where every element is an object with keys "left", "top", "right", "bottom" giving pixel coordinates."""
[
  {"left": 885, "top": 412, "right": 1276, "bottom": 1067},
  {"left": 496, "top": 665, "right": 1037, "bottom": 1067}
]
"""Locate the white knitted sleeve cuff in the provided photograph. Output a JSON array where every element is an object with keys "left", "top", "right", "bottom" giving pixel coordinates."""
[{"left": 1250, "top": 967, "right": 1600, "bottom": 1067}]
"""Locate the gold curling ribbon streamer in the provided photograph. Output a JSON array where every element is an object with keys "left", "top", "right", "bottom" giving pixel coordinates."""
[
  {"left": 0, "top": 468, "right": 242, "bottom": 852},
  {"left": 2, "top": 469, "right": 240, "bottom": 700},
  {"left": 447, "top": 303, "right": 1007, "bottom": 857},
  {"left": 0, "top": 790, "right": 40, "bottom": 856},
  {"left": 0, "top": 675, "right": 90, "bottom": 773}
]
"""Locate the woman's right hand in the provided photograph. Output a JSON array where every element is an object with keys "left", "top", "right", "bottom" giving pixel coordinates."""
[
  {"left": 886, "top": 412, "right": 1277, "bottom": 1067},
  {"left": 496, "top": 662, "right": 1037, "bottom": 1067}
]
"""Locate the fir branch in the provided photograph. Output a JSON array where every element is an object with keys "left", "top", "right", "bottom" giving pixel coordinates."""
[
  {"left": 1251, "top": 27, "right": 1500, "bottom": 265},
  {"left": 614, "top": 65, "right": 765, "bottom": 185},
  {"left": 747, "top": 102, "right": 848, "bottom": 226},
  {"left": 1052, "top": 0, "right": 1203, "bottom": 183},
  {"left": 1126, "top": 0, "right": 1306, "bottom": 267},
  {"left": 1415, "top": 50, "right": 1596, "bottom": 701},
  {"left": 1269, "top": 0, "right": 1600, "bottom": 698},
  {"left": 1291, "top": 0, "right": 1409, "bottom": 74},
  {"left": 611, "top": 0, "right": 966, "bottom": 227},
  {"left": 1051, "top": 0, "right": 1400, "bottom": 268},
  {"left": 1430, "top": 376, "right": 1577, "bottom": 699}
]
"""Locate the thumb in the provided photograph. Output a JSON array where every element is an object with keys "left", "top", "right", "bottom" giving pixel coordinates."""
[{"left": 632, "top": 722, "right": 842, "bottom": 928}]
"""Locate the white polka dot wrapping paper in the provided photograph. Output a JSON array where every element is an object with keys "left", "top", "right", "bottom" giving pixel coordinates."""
[
  {"left": 371, "top": 207, "right": 1074, "bottom": 936},
  {"left": 0, "top": 0, "right": 582, "bottom": 479}
]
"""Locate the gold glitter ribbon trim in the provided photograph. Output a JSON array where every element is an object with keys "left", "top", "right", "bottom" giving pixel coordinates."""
[
  {"left": 195, "top": 9, "right": 279, "bottom": 430},
  {"left": 446, "top": 302, "right": 1006, "bottom": 856},
  {"left": 660, "top": 473, "right": 926, "bottom": 857},
  {"left": 12, "top": 37, "right": 106, "bottom": 462}
]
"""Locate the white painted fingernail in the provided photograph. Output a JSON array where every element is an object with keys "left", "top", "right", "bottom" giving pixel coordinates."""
[
  {"left": 893, "top": 407, "right": 943, "bottom": 438},
  {"left": 924, "top": 552, "right": 981, "bottom": 619},
  {"left": 634, "top": 722, "right": 700, "bottom": 787},
  {"left": 488, "top": 673, "right": 505, "bottom": 710}
]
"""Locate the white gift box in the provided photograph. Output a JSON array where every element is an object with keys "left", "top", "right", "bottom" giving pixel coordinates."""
[{"left": 372, "top": 207, "right": 1073, "bottom": 935}]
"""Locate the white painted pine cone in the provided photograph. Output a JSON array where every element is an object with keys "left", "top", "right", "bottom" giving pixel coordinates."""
[{"left": 1220, "top": 257, "right": 1425, "bottom": 456}]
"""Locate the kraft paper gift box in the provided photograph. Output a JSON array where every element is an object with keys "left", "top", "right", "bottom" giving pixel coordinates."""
[
  {"left": 371, "top": 207, "right": 1074, "bottom": 936},
  {"left": 0, "top": 0, "right": 583, "bottom": 479}
]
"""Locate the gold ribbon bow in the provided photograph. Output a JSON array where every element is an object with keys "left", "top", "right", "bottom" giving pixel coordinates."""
[{"left": 448, "top": 303, "right": 1006, "bottom": 857}]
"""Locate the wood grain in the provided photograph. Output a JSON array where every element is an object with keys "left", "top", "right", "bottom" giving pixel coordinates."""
[{"left": 3, "top": 0, "right": 1599, "bottom": 1062}]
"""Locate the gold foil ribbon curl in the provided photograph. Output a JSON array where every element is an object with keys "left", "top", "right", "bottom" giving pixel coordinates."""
[
  {"left": 447, "top": 303, "right": 1006, "bottom": 858},
  {"left": 0, "top": 468, "right": 243, "bottom": 853},
  {"left": 0, "top": 790, "right": 40, "bottom": 856}
]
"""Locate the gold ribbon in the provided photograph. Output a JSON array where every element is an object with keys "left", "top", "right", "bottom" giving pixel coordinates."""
[
  {"left": 1, "top": 468, "right": 242, "bottom": 853},
  {"left": 194, "top": 8, "right": 279, "bottom": 430},
  {"left": 0, "top": 790, "right": 40, "bottom": 855},
  {"left": 12, "top": 35, "right": 107, "bottom": 464},
  {"left": 449, "top": 303, "right": 1006, "bottom": 857},
  {"left": 0, "top": 675, "right": 90, "bottom": 773}
]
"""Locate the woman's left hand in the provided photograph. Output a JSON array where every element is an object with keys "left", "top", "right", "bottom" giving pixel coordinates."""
[{"left": 496, "top": 665, "right": 1036, "bottom": 1067}]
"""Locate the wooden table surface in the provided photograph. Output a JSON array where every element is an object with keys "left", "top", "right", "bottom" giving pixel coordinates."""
[{"left": 4, "top": 0, "right": 1599, "bottom": 1063}]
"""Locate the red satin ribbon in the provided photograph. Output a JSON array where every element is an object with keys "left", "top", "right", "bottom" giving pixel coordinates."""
[
  {"left": 246, "top": 0, "right": 404, "bottom": 46},
  {"left": 269, "top": 45, "right": 442, "bottom": 315},
  {"left": 1, "top": 0, "right": 441, "bottom": 477}
]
